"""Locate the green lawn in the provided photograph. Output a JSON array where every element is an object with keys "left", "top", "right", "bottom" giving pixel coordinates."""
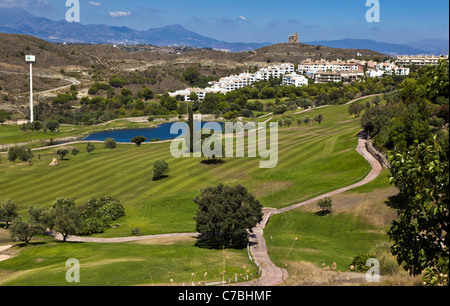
[
  {"left": 264, "top": 210, "right": 388, "bottom": 272},
  {"left": 0, "top": 239, "right": 257, "bottom": 286},
  {"left": 0, "top": 104, "right": 370, "bottom": 238},
  {"left": 0, "top": 101, "right": 389, "bottom": 286}
]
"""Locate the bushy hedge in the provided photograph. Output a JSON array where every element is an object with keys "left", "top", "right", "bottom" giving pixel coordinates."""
[{"left": 78, "top": 197, "right": 125, "bottom": 235}]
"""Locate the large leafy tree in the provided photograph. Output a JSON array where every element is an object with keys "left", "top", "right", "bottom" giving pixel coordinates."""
[
  {"left": 52, "top": 198, "right": 83, "bottom": 242},
  {"left": 388, "top": 137, "right": 449, "bottom": 284},
  {"left": 0, "top": 200, "right": 19, "bottom": 228},
  {"left": 9, "top": 217, "right": 45, "bottom": 244},
  {"left": 193, "top": 184, "right": 263, "bottom": 247}
]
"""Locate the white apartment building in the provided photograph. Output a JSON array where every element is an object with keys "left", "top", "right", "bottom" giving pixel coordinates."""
[
  {"left": 396, "top": 55, "right": 448, "bottom": 67},
  {"left": 366, "top": 64, "right": 410, "bottom": 78},
  {"left": 282, "top": 73, "right": 308, "bottom": 87},
  {"left": 298, "top": 59, "right": 362, "bottom": 74},
  {"left": 170, "top": 63, "right": 297, "bottom": 100}
]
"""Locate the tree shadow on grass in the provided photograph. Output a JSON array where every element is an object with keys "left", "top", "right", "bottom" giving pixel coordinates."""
[
  {"left": 152, "top": 175, "right": 169, "bottom": 181},
  {"left": 385, "top": 193, "right": 406, "bottom": 210},
  {"left": 194, "top": 234, "right": 248, "bottom": 250},
  {"left": 315, "top": 210, "right": 332, "bottom": 216},
  {"left": 200, "top": 159, "right": 225, "bottom": 165}
]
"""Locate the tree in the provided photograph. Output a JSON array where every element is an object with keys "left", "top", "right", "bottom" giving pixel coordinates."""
[
  {"left": 317, "top": 197, "right": 333, "bottom": 214},
  {"left": 193, "top": 184, "right": 263, "bottom": 247},
  {"left": 72, "top": 148, "right": 80, "bottom": 156},
  {"left": 153, "top": 160, "right": 169, "bottom": 181},
  {"left": 0, "top": 200, "right": 19, "bottom": 228},
  {"left": 86, "top": 142, "right": 95, "bottom": 154},
  {"left": 45, "top": 120, "right": 60, "bottom": 132},
  {"left": 388, "top": 137, "right": 448, "bottom": 284},
  {"left": 187, "top": 105, "right": 194, "bottom": 153},
  {"left": 183, "top": 66, "right": 201, "bottom": 86},
  {"left": 189, "top": 92, "right": 199, "bottom": 102},
  {"left": 314, "top": 114, "right": 324, "bottom": 124},
  {"left": 9, "top": 217, "right": 45, "bottom": 244},
  {"left": 6, "top": 146, "right": 33, "bottom": 163},
  {"left": 52, "top": 198, "right": 83, "bottom": 242},
  {"left": 142, "top": 87, "right": 154, "bottom": 100},
  {"left": 303, "top": 116, "right": 311, "bottom": 126},
  {"left": 78, "top": 196, "right": 125, "bottom": 234},
  {"left": 284, "top": 118, "right": 293, "bottom": 127},
  {"left": 131, "top": 136, "right": 147, "bottom": 147},
  {"left": 104, "top": 138, "right": 117, "bottom": 149},
  {"left": 57, "top": 149, "right": 69, "bottom": 160},
  {"left": 348, "top": 103, "right": 365, "bottom": 117}
]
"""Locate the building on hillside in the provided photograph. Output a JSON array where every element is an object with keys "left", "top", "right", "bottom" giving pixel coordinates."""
[
  {"left": 395, "top": 55, "right": 448, "bottom": 67},
  {"left": 282, "top": 73, "right": 308, "bottom": 87},
  {"left": 314, "top": 72, "right": 342, "bottom": 84},
  {"left": 289, "top": 33, "right": 300, "bottom": 44}
]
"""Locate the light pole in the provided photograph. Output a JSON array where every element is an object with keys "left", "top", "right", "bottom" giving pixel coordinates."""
[{"left": 25, "top": 55, "right": 35, "bottom": 123}]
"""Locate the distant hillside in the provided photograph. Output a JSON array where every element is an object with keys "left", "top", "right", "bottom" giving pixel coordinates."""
[
  {"left": 0, "top": 33, "right": 389, "bottom": 103},
  {"left": 404, "top": 39, "right": 449, "bottom": 56},
  {"left": 305, "top": 38, "right": 449, "bottom": 56},
  {"left": 0, "top": 8, "right": 269, "bottom": 52}
]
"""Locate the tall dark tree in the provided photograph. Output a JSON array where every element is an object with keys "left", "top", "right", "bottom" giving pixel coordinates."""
[
  {"left": 187, "top": 105, "right": 194, "bottom": 153},
  {"left": 194, "top": 184, "right": 263, "bottom": 247},
  {"left": 131, "top": 136, "right": 147, "bottom": 147}
]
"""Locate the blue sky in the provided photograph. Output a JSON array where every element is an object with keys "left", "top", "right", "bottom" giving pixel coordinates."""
[{"left": 2, "top": 0, "right": 449, "bottom": 43}]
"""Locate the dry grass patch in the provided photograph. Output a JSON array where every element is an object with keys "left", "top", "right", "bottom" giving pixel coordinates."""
[{"left": 298, "top": 186, "right": 398, "bottom": 228}]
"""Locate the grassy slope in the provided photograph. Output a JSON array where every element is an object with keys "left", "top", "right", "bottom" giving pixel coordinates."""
[
  {"left": 0, "top": 103, "right": 369, "bottom": 237},
  {"left": 0, "top": 101, "right": 390, "bottom": 286},
  {"left": 0, "top": 239, "right": 257, "bottom": 286}
]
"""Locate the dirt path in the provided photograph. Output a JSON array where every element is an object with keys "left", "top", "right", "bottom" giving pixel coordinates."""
[
  {"left": 2, "top": 95, "right": 383, "bottom": 286},
  {"left": 235, "top": 131, "right": 382, "bottom": 286},
  {"left": 46, "top": 130, "right": 381, "bottom": 286},
  {"left": 0, "top": 70, "right": 81, "bottom": 96}
]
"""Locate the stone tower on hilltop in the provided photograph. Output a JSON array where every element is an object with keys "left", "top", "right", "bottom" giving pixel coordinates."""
[{"left": 289, "top": 33, "right": 299, "bottom": 44}]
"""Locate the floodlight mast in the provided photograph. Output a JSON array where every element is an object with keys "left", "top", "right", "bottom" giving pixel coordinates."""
[{"left": 25, "top": 55, "right": 35, "bottom": 123}]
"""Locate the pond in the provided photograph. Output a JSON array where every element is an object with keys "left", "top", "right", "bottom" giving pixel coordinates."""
[{"left": 83, "top": 121, "right": 225, "bottom": 143}]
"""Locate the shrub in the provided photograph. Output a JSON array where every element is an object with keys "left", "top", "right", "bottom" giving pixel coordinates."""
[
  {"left": 349, "top": 253, "right": 375, "bottom": 272},
  {"left": 131, "top": 227, "right": 140, "bottom": 236},
  {"left": 7, "top": 146, "right": 33, "bottom": 163},
  {"left": 79, "top": 217, "right": 105, "bottom": 235},
  {"left": 317, "top": 197, "right": 332, "bottom": 214},
  {"left": 104, "top": 138, "right": 117, "bottom": 149},
  {"left": 96, "top": 201, "right": 125, "bottom": 224},
  {"left": 153, "top": 160, "right": 169, "bottom": 181}
]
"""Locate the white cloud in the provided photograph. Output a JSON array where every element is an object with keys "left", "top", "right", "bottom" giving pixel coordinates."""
[
  {"left": 109, "top": 10, "right": 132, "bottom": 18},
  {"left": 86, "top": 1, "right": 101, "bottom": 7},
  {"left": 0, "top": 0, "right": 51, "bottom": 7},
  {"left": 238, "top": 16, "right": 248, "bottom": 22}
]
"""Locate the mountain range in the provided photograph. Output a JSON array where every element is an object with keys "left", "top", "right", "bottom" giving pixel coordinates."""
[
  {"left": 305, "top": 38, "right": 449, "bottom": 56},
  {"left": 0, "top": 8, "right": 448, "bottom": 55}
]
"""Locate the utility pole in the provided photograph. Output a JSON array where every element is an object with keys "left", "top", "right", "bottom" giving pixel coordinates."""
[{"left": 25, "top": 55, "right": 35, "bottom": 123}]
